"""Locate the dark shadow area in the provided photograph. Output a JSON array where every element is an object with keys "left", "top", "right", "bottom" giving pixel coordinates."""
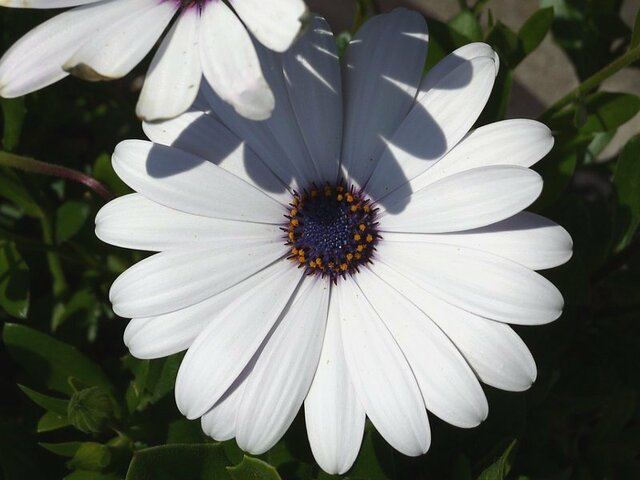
[
  {"left": 143, "top": 26, "right": 476, "bottom": 219},
  {"left": 360, "top": 54, "right": 476, "bottom": 214}
]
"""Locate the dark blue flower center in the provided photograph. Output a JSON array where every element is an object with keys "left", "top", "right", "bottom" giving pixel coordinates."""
[{"left": 285, "top": 183, "right": 379, "bottom": 282}]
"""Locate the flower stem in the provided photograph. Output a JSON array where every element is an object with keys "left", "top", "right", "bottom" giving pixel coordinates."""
[
  {"left": 40, "top": 214, "right": 68, "bottom": 296},
  {"left": 0, "top": 151, "right": 114, "bottom": 201},
  {"left": 540, "top": 45, "right": 640, "bottom": 121}
]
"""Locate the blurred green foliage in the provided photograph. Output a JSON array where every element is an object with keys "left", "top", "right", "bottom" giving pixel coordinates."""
[{"left": 1, "top": 1, "right": 640, "bottom": 479}]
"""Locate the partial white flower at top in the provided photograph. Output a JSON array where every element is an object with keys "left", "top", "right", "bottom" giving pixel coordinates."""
[
  {"left": 95, "top": 9, "right": 573, "bottom": 475},
  {"left": 0, "top": 0, "right": 309, "bottom": 121}
]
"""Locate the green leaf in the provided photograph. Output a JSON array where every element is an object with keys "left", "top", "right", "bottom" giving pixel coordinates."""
[
  {"left": 485, "top": 21, "right": 519, "bottom": 68},
  {"left": 548, "top": 92, "right": 640, "bottom": 134},
  {"left": 18, "top": 384, "right": 68, "bottom": 415},
  {"left": 150, "top": 354, "right": 182, "bottom": 403},
  {"left": 65, "top": 471, "right": 121, "bottom": 480},
  {"left": 66, "top": 443, "right": 112, "bottom": 472},
  {"left": 92, "top": 153, "right": 129, "bottom": 197},
  {"left": 613, "top": 135, "right": 640, "bottom": 249},
  {"left": 67, "top": 386, "right": 116, "bottom": 434},
  {"left": 53, "top": 287, "right": 100, "bottom": 332},
  {"left": 518, "top": 7, "right": 554, "bottom": 57},
  {"left": 0, "top": 241, "right": 30, "bottom": 318},
  {"left": 579, "top": 93, "right": 640, "bottom": 134},
  {"left": 55, "top": 201, "right": 90, "bottom": 244},
  {"left": 227, "top": 456, "right": 281, "bottom": 480},
  {"left": 448, "top": 10, "right": 483, "bottom": 42},
  {"left": 584, "top": 130, "right": 616, "bottom": 164},
  {"left": 2, "top": 323, "right": 113, "bottom": 395},
  {"left": 477, "top": 439, "right": 518, "bottom": 480},
  {"left": 1, "top": 97, "right": 26, "bottom": 152},
  {"left": 40, "top": 442, "right": 83, "bottom": 458},
  {"left": 347, "top": 430, "right": 396, "bottom": 480},
  {"left": 532, "top": 137, "right": 579, "bottom": 209},
  {"left": 335, "top": 31, "right": 352, "bottom": 59},
  {"left": 126, "top": 444, "right": 232, "bottom": 480},
  {"left": 0, "top": 167, "right": 42, "bottom": 217},
  {"left": 165, "top": 419, "right": 206, "bottom": 444},
  {"left": 38, "top": 410, "right": 71, "bottom": 433}
]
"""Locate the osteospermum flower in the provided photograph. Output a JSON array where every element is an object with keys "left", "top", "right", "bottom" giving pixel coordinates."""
[
  {"left": 96, "top": 9, "right": 572, "bottom": 474},
  {"left": 0, "top": 0, "right": 309, "bottom": 121}
]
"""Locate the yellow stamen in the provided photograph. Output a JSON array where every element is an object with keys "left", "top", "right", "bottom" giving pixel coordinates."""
[
  {"left": 340, "top": 263, "right": 348, "bottom": 271},
  {"left": 354, "top": 234, "right": 361, "bottom": 242},
  {"left": 366, "top": 234, "right": 373, "bottom": 243}
]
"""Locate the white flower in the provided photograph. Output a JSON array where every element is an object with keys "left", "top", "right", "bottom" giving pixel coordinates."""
[
  {"left": 0, "top": 0, "right": 309, "bottom": 121},
  {"left": 95, "top": 9, "right": 572, "bottom": 475}
]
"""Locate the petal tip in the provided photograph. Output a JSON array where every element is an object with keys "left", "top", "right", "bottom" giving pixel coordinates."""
[{"left": 232, "top": 82, "right": 275, "bottom": 120}]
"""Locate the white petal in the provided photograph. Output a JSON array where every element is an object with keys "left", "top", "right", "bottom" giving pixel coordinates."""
[
  {"left": 0, "top": 0, "right": 151, "bottom": 97},
  {"left": 369, "top": 262, "right": 537, "bottom": 392},
  {"left": 381, "top": 166, "right": 542, "bottom": 233},
  {"left": 377, "top": 241, "right": 564, "bottom": 325},
  {"left": 175, "top": 261, "right": 302, "bottom": 419},
  {"left": 142, "top": 111, "right": 291, "bottom": 204},
  {"left": 64, "top": 0, "right": 176, "bottom": 80},
  {"left": 356, "top": 267, "right": 488, "bottom": 428},
  {"left": 381, "top": 212, "right": 573, "bottom": 270},
  {"left": 341, "top": 8, "right": 428, "bottom": 186},
  {"left": 236, "top": 276, "right": 330, "bottom": 454},
  {"left": 418, "top": 42, "right": 499, "bottom": 94},
  {"left": 201, "top": 53, "right": 319, "bottom": 191},
  {"left": 109, "top": 239, "right": 284, "bottom": 318},
  {"left": 282, "top": 15, "right": 342, "bottom": 183},
  {"left": 136, "top": 8, "right": 202, "bottom": 121},
  {"left": 201, "top": 378, "right": 247, "bottom": 442},
  {"left": 230, "top": 0, "right": 308, "bottom": 52},
  {"left": 96, "top": 193, "right": 281, "bottom": 252},
  {"left": 366, "top": 52, "right": 498, "bottom": 205},
  {"left": 199, "top": 0, "right": 274, "bottom": 120},
  {"left": 305, "top": 291, "right": 365, "bottom": 475},
  {"left": 123, "top": 265, "right": 279, "bottom": 360},
  {"left": 413, "top": 119, "right": 554, "bottom": 190},
  {"left": 0, "top": 0, "right": 102, "bottom": 7},
  {"left": 338, "top": 277, "right": 430, "bottom": 456},
  {"left": 112, "top": 140, "right": 285, "bottom": 223}
]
